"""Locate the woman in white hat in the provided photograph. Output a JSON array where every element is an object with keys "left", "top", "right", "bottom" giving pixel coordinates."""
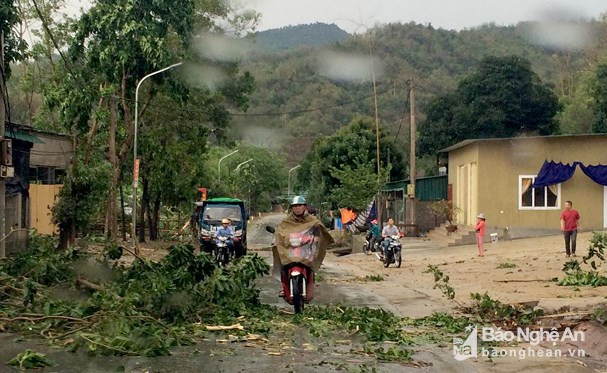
[{"left": 475, "top": 213, "right": 486, "bottom": 257}]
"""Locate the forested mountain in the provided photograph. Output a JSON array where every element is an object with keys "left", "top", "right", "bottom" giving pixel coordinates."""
[
  {"left": 233, "top": 21, "right": 607, "bottom": 171},
  {"left": 8, "top": 19, "right": 607, "bottom": 174},
  {"left": 254, "top": 23, "right": 349, "bottom": 51}
]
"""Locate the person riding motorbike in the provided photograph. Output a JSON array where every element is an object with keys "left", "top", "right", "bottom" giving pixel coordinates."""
[
  {"left": 381, "top": 218, "right": 400, "bottom": 257},
  {"left": 215, "top": 218, "right": 235, "bottom": 252},
  {"left": 273, "top": 196, "right": 334, "bottom": 297},
  {"left": 368, "top": 219, "right": 380, "bottom": 253}
]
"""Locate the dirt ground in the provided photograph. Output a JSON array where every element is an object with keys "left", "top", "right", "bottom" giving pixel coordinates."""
[
  {"left": 246, "top": 219, "right": 607, "bottom": 373},
  {"left": 327, "top": 232, "right": 607, "bottom": 317}
]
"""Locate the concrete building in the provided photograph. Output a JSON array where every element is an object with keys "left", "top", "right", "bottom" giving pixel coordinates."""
[{"left": 442, "top": 134, "right": 607, "bottom": 240}]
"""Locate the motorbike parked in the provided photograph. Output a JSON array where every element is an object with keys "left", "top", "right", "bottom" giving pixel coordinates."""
[
  {"left": 266, "top": 225, "right": 318, "bottom": 314},
  {"left": 381, "top": 235, "right": 402, "bottom": 268}
]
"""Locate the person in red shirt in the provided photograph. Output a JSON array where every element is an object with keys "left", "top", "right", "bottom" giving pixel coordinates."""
[
  {"left": 475, "top": 213, "right": 486, "bottom": 257},
  {"left": 560, "top": 200, "right": 581, "bottom": 257}
]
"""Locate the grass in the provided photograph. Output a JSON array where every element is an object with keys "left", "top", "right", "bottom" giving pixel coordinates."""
[
  {"left": 496, "top": 262, "right": 517, "bottom": 269},
  {"left": 353, "top": 274, "right": 385, "bottom": 282}
]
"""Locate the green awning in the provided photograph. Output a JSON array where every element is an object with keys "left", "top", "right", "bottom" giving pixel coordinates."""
[{"left": 7, "top": 131, "right": 43, "bottom": 144}]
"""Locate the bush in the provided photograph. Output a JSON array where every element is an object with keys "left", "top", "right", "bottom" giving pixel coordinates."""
[{"left": 558, "top": 233, "right": 607, "bottom": 287}]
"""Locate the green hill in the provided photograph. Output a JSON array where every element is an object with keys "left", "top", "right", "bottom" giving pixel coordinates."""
[
  {"left": 254, "top": 23, "right": 349, "bottom": 51},
  {"left": 236, "top": 21, "right": 606, "bottom": 168}
]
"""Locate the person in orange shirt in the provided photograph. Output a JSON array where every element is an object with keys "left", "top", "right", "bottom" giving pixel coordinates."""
[{"left": 475, "top": 213, "right": 486, "bottom": 257}]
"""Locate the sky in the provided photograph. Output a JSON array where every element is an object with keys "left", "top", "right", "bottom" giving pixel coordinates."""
[
  {"left": 241, "top": 0, "right": 607, "bottom": 33},
  {"left": 60, "top": 0, "right": 606, "bottom": 33}
]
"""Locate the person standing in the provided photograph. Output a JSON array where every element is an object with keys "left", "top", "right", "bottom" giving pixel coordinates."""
[
  {"left": 560, "top": 201, "right": 581, "bottom": 257},
  {"left": 475, "top": 213, "right": 486, "bottom": 257}
]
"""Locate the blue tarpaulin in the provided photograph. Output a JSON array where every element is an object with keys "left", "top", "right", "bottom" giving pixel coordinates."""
[
  {"left": 579, "top": 164, "right": 607, "bottom": 186},
  {"left": 369, "top": 201, "right": 377, "bottom": 221},
  {"left": 531, "top": 161, "right": 579, "bottom": 188}
]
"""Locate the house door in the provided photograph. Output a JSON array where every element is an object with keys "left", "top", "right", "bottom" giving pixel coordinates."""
[
  {"left": 457, "top": 165, "right": 468, "bottom": 225},
  {"left": 468, "top": 162, "right": 478, "bottom": 226}
]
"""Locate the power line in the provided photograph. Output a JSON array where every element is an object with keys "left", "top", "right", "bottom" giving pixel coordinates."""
[
  {"left": 113, "top": 87, "right": 394, "bottom": 119},
  {"left": 394, "top": 85, "right": 411, "bottom": 143},
  {"left": 228, "top": 89, "right": 393, "bottom": 117},
  {"left": 27, "top": 2, "right": 401, "bottom": 129}
]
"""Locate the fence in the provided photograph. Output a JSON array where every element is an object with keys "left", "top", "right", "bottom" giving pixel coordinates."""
[{"left": 380, "top": 175, "right": 448, "bottom": 232}]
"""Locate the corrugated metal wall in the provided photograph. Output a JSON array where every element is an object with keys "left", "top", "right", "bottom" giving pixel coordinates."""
[{"left": 382, "top": 175, "right": 447, "bottom": 201}]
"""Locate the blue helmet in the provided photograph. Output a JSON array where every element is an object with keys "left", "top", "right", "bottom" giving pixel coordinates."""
[{"left": 290, "top": 195, "right": 307, "bottom": 206}]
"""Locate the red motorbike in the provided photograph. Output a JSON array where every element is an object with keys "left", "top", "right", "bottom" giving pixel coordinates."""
[{"left": 266, "top": 225, "right": 319, "bottom": 313}]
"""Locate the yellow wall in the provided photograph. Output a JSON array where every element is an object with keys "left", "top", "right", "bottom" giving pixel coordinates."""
[
  {"left": 449, "top": 136, "right": 607, "bottom": 230},
  {"left": 29, "top": 184, "right": 62, "bottom": 235}
]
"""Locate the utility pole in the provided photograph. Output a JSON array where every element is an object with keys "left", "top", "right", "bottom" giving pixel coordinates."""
[
  {"left": 0, "top": 31, "right": 6, "bottom": 258},
  {"left": 408, "top": 80, "right": 417, "bottom": 228},
  {"left": 367, "top": 32, "right": 382, "bottom": 227}
]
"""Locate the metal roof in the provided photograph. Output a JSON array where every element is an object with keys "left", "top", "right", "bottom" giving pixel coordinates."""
[
  {"left": 6, "top": 130, "right": 43, "bottom": 144},
  {"left": 440, "top": 133, "right": 607, "bottom": 153}
]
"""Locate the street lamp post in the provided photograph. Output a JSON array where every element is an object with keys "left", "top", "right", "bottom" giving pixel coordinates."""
[
  {"left": 132, "top": 62, "right": 183, "bottom": 252},
  {"left": 235, "top": 158, "right": 253, "bottom": 172},
  {"left": 218, "top": 150, "right": 239, "bottom": 183},
  {"left": 287, "top": 165, "right": 301, "bottom": 198}
]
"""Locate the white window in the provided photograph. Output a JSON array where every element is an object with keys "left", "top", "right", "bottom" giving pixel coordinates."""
[{"left": 518, "top": 175, "right": 560, "bottom": 210}]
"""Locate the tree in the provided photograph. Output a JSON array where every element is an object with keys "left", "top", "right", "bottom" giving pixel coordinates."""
[
  {"left": 590, "top": 63, "right": 607, "bottom": 133},
  {"left": 196, "top": 144, "right": 286, "bottom": 217},
  {"left": 231, "top": 21, "right": 598, "bottom": 165},
  {"left": 419, "top": 55, "right": 561, "bottom": 155},
  {"left": 1, "top": 0, "right": 28, "bottom": 77},
  {"left": 38, "top": 0, "right": 258, "bottom": 245},
  {"left": 557, "top": 69, "right": 596, "bottom": 134},
  {"left": 223, "top": 144, "right": 287, "bottom": 214},
  {"left": 329, "top": 154, "right": 390, "bottom": 211},
  {"left": 137, "top": 77, "right": 255, "bottom": 242},
  {"left": 297, "top": 116, "right": 406, "bottom": 210}
]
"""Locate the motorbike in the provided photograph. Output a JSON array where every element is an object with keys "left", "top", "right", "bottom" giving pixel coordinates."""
[
  {"left": 265, "top": 225, "right": 317, "bottom": 314},
  {"left": 381, "top": 235, "right": 402, "bottom": 268},
  {"left": 362, "top": 232, "right": 381, "bottom": 256},
  {"left": 214, "top": 235, "right": 233, "bottom": 266}
]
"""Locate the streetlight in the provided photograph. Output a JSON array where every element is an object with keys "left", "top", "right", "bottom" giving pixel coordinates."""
[
  {"left": 235, "top": 158, "right": 253, "bottom": 172},
  {"left": 218, "top": 150, "right": 239, "bottom": 182},
  {"left": 288, "top": 165, "right": 301, "bottom": 198},
  {"left": 132, "top": 62, "right": 183, "bottom": 252}
]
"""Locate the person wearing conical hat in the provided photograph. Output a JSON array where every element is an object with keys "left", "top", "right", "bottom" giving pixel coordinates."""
[{"left": 475, "top": 213, "right": 486, "bottom": 257}]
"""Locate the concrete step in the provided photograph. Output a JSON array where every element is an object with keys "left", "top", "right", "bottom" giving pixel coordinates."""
[
  {"left": 424, "top": 232, "right": 452, "bottom": 245},
  {"left": 427, "top": 223, "right": 477, "bottom": 247},
  {"left": 427, "top": 226, "right": 466, "bottom": 240}
]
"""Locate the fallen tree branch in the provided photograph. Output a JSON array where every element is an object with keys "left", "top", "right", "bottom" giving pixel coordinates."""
[
  {"left": 121, "top": 245, "right": 146, "bottom": 262},
  {"left": 537, "top": 311, "right": 592, "bottom": 319},
  {"left": 53, "top": 324, "right": 93, "bottom": 340},
  {"left": 205, "top": 323, "right": 244, "bottom": 331},
  {"left": 80, "top": 333, "right": 138, "bottom": 356},
  {"left": 172, "top": 220, "right": 191, "bottom": 238},
  {"left": 0, "top": 315, "right": 86, "bottom": 323},
  {"left": 76, "top": 278, "right": 104, "bottom": 291}
]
